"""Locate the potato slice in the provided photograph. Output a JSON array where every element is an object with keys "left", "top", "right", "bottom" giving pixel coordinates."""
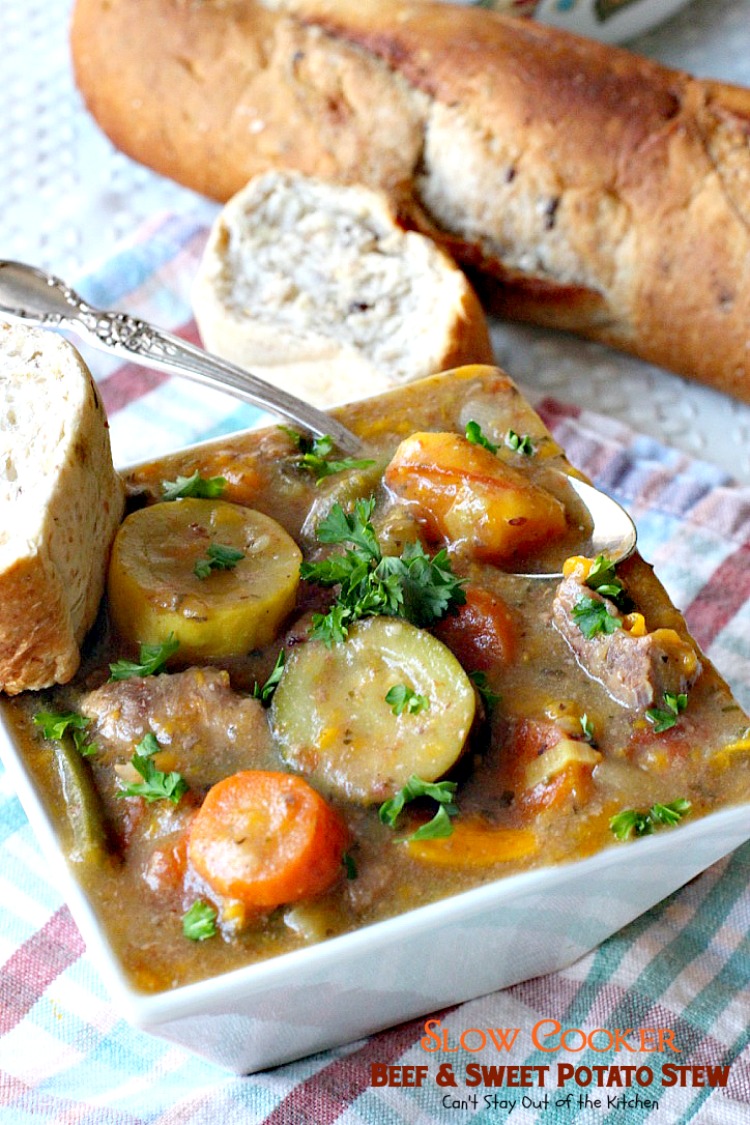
[
  {"left": 270, "top": 617, "right": 476, "bottom": 803},
  {"left": 523, "top": 737, "right": 602, "bottom": 791},
  {"left": 384, "top": 431, "right": 567, "bottom": 562},
  {"left": 108, "top": 499, "right": 301, "bottom": 660}
]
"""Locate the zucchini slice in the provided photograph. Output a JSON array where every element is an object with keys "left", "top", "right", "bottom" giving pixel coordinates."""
[
  {"left": 107, "top": 499, "right": 302, "bottom": 660},
  {"left": 271, "top": 617, "right": 476, "bottom": 803}
]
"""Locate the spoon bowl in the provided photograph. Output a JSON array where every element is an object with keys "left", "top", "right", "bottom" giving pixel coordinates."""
[
  {"left": 0, "top": 259, "right": 637, "bottom": 578},
  {"left": 511, "top": 474, "right": 637, "bottom": 578}
]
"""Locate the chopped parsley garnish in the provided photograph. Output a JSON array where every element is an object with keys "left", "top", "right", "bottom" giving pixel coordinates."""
[
  {"left": 505, "top": 429, "right": 534, "bottom": 456},
  {"left": 584, "top": 555, "right": 631, "bottom": 611},
  {"left": 252, "top": 649, "right": 285, "bottom": 705},
  {"left": 572, "top": 595, "right": 623, "bottom": 640},
  {"left": 610, "top": 798, "right": 691, "bottom": 840},
  {"left": 136, "top": 732, "right": 161, "bottom": 757},
  {"left": 385, "top": 684, "right": 430, "bottom": 716},
  {"left": 161, "top": 471, "right": 226, "bottom": 501},
  {"left": 194, "top": 543, "right": 245, "bottom": 579},
  {"left": 182, "top": 901, "right": 218, "bottom": 941},
  {"left": 465, "top": 420, "right": 498, "bottom": 454},
  {"left": 300, "top": 498, "right": 466, "bottom": 645},
  {"left": 33, "top": 711, "right": 97, "bottom": 757},
  {"left": 109, "top": 634, "right": 179, "bottom": 680},
  {"left": 34, "top": 710, "right": 87, "bottom": 741},
  {"left": 469, "top": 671, "right": 501, "bottom": 711},
  {"left": 649, "top": 799, "right": 693, "bottom": 827},
  {"left": 379, "top": 775, "right": 458, "bottom": 841},
  {"left": 580, "top": 713, "right": 595, "bottom": 742},
  {"left": 465, "top": 421, "right": 534, "bottom": 456},
  {"left": 116, "top": 733, "right": 188, "bottom": 804},
  {"left": 646, "top": 691, "right": 688, "bottom": 733},
  {"left": 342, "top": 852, "right": 358, "bottom": 880},
  {"left": 281, "top": 427, "right": 375, "bottom": 483}
]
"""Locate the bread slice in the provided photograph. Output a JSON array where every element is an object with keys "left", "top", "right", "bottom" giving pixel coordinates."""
[
  {"left": 191, "top": 171, "right": 493, "bottom": 407},
  {"left": 0, "top": 324, "right": 124, "bottom": 694}
]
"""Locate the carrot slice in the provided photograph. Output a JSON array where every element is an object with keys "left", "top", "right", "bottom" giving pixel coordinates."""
[
  {"left": 384, "top": 431, "right": 567, "bottom": 562},
  {"left": 505, "top": 719, "right": 598, "bottom": 813},
  {"left": 406, "top": 819, "right": 538, "bottom": 866},
  {"left": 187, "top": 771, "right": 349, "bottom": 909},
  {"left": 433, "top": 585, "right": 516, "bottom": 670}
]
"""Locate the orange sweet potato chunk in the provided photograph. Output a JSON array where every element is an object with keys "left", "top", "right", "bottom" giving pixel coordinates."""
[{"left": 384, "top": 432, "right": 567, "bottom": 562}]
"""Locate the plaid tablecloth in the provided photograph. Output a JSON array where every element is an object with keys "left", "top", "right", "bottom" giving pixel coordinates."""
[{"left": 1, "top": 215, "right": 749, "bottom": 1124}]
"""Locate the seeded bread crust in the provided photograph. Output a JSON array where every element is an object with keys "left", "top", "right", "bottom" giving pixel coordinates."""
[
  {"left": 71, "top": 0, "right": 750, "bottom": 401},
  {"left": 0, "top": 324, "right": 125, "bottom": 694},
  {"left": 192, "top": 171, "right": 493, "bottom": 405}
]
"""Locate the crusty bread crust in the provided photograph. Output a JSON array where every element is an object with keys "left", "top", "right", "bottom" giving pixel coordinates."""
[
  {"left": 0, "top": 325, "right": 124, "bottom": 694},
  {"left": 192, "top": 171, "right": 492, "bottom": 405},
  {"left": 71, "top": 0, "right": 750, "bottom": 401}
]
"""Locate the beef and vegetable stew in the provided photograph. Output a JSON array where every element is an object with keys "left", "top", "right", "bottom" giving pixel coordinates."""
[{"left": 5, "top": 366, "right": 750, "bottom": 992}]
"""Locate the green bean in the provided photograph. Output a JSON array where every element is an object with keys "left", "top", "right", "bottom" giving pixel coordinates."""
[{"left": 53, "top": 737, "right": 110, "bottom": 864}]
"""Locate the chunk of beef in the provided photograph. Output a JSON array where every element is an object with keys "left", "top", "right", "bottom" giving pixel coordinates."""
[
  {"left": 80, "top": 666, "right": 277, "bottom": 792},
  {"left": 552, "top": 573, "right": 700, "bottom": 711}
]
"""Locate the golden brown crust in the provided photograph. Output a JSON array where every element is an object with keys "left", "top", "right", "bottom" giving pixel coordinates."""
[
  {"left": 71, "top": 0, "right": 750, "bottom": 400},
  {"left": 0, "top": 555, "right": 80, "bottom": 694},
  {"left": 0, "top": 326, "right": 125, "bottom": 695}
]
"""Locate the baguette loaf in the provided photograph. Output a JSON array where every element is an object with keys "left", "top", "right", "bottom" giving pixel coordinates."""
[
  {"left": 0, "top": 324, "right": 124, "bottom": 694},
  {"left": 192, "top": 171, "right": 492, "bottom": 406},
  {"left": 71, "top": 0, "right": 750, "bottom": 401}
]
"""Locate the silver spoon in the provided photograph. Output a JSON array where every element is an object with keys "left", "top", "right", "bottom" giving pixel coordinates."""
[
  {"left": 512, "top": 474, "right": 637, "bottom": 579},
  {"left": 0, "top": 259, "right": 636, "bottom": 576}
]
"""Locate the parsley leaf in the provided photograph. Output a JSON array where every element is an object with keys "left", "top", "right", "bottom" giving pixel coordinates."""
[
  {"left": 650, "top": 798, "right": 692, "bottom": 827},
  {"left": 572, "top": 595, "right": 624, "bottom": 640},
  {"left": 33, "top": 711, "right": 97, "bottom": 757},
  {"left": 465, "top": 421, "right": 534, "bottom": 456},
  {"left": 117, "top": 734, "right": 188, "bottom": 804},
  {"left": 109, "top": 634, "right": 179, "bottom": 681},
  {"left": 580, "top": 713, "right": 595, "bottom": 742},
  {"left": 379, "top": 775, "right": 458, "bottom": 841},
  {"left": 465, "top": 420, "right": 498, "bottom": 454},
  {"left": 469, "top": 671, "right": 501, "bottom": 711},
  {"left": 194, "top": 543, "right": 245, "bottom": 579},
  {"left": 395, "top": 543, "right": 465, "bottom": 627},
  {"left": 301, "top": 498, "right": 465, "bottom": 644},
  {"left": 252, "top": 649, "right": 285, "bottom": 704},
  {"left": 505, "top": 429, "right": 534, "bottom": 456},
  {"left": 646, "top": 691, "right": 688, "bottom": 733},
  {"left": 161, "top": 471, "right": 226, "bottom": 501},
  {"left": 411, "top": 804, "right": 456, "bottom": 841},
  {"left": 34, "top": 711, "right": 87, "bottom": 741},
  {"left": 281, "top": 427, "right": 376, "bottom": 483},
  {"left": 584, "top": 555, "right": 631, "bottom": 611},
  {"left": 385, "top": 684, "right": 430, "bottom": 716},
  {"left": 136, "top": 732, "right": 161, "bottom": 757},
  {"left": 314, "top": 497, "right": 381, "bottom": 559},
  {"left": 609, "top": 808, "right": 649, "bottom": 840},
  {"left": 610, "top": 798, "right": 691, "bottom": 840},
  {"left": 342, "top": 852, "right": 358, "bottom": 880},
  {"left": 183, "top": 901, "right": 218, "bottom": 941}
]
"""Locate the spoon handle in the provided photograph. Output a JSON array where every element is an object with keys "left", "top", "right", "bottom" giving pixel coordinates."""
[
  {"left": 0, "top": 261, "right": 361, "bottom": 453},
  {"left": 73, "top": 307, "right": 361, "bottom": 453}
]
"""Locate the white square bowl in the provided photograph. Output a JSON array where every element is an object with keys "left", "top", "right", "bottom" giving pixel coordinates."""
[{"left": 3, "top": 701, "right": 749, "bottom": 1075}]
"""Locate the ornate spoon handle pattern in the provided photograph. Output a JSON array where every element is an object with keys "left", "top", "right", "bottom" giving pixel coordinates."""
[{"left": 0, "top": 259, "right": 361, "bottom": 453}]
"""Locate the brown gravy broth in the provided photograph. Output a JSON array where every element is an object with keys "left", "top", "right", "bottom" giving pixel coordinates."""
[{"left": 5, "top": 367, "right": 750, "bottom": 992}]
